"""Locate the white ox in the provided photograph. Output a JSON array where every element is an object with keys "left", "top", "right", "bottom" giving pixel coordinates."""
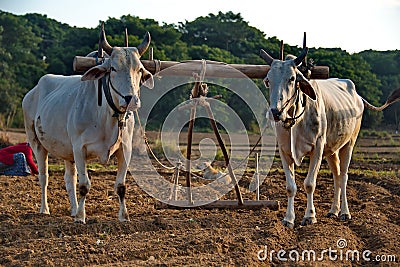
[
  {"left": 22, "top": 26, "right": 154, "bottom": 223},
  {"left": 260, "top": 48, "right": 400, "bottom": 228}
]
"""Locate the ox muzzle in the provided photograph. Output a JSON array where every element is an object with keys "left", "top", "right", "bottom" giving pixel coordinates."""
[
  {"left": 124, "top": 94, "right": 141, "bottom": 111},
  {"left": 269, "top": 108, "right": 281, "bottom": 122}
]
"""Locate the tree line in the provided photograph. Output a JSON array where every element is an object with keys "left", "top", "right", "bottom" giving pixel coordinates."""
[{"left": 0, "top": 10, "right": 399, "bottom": 130}]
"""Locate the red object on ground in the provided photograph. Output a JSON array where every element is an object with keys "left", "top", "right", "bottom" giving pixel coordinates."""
[{"left": 0, "top": 143, "right": 39, "bottom": 174}]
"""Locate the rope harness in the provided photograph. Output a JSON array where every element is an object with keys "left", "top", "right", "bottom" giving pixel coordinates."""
[
  {"left": 102, "top": 74, "right": 133, "bottom": 117},
  {"left": 279, "top": 83, "right": 306, "bottom": 129},
  {"left": 135, "top": 110, "right": 176, "bottom": 171}
]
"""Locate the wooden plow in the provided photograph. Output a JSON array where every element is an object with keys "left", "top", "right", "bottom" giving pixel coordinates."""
[
  {"left": 73, "top": 28, "right": 329, "bottom": 210},
  {"left": 154, "top": 62, "right": 280, "bottom": 210}
]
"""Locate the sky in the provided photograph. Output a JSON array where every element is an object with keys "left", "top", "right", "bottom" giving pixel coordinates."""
[{"left": 1, "top": 0, "right": 399, "bottom": 53}]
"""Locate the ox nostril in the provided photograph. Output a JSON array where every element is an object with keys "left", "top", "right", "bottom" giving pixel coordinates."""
[
  {"left": 270, "top": 108, "right": 281, "bottom": 121},
  {"left": 126, "top": 95, "right": 141, "bottom": 111},
  {"left": 124, "top": 95, "right": 133, "bottom": 105}
]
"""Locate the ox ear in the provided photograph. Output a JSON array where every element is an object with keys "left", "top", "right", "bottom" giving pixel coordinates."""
[
  {"left": 81, "top": 65, "right": 108, "bottom": 81},
  {"left": 298, "top": 79, "right": 317, "bottom": 101},
  {"left": 141, "top": 69, "right": 154, "bottom": 89}
]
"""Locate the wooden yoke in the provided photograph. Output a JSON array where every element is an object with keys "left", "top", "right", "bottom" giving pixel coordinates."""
[
  {"left": 73, "top": 57, "right": 329, "bottom": 80},
  {"left": 299, "top": 32, "right": 312, "bottom": 79},
  {"left": 74, "top": 31, "right": 329, "bottom": 80},
  {"left": 97, "top": 24, "right": 105, "bottom": 107},
  {"left": 124, "top": 28, "right": 128, "bottom": 47},
  {"left": 302, "top": 32, "right": 307, "bottom": 66}
]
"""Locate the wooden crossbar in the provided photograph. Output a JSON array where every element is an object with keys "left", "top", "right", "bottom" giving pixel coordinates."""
[
  {"left": 155, "top": 200, "right": 280, "bottom": 210},
  {"left": 73, "top": 56, "right": 329, "bottom": 79}
]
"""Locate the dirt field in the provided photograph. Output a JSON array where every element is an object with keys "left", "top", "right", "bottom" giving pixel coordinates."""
[{"left": 0, "top": 130, "right": 399, "bottom": 266}]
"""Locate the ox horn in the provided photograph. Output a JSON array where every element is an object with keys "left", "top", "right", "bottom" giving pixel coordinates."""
[
  {"left": 294, "top": 47, "right": 309, "bottom": 66},
  {"left": 100, "top": 22, "right": 113, "bottom": 55},
  {"left": 259, "top": 49, "right": 274, "bottom": 65},
  {"left": 137, "top": 32, "right": 151, "bottom": 56}
]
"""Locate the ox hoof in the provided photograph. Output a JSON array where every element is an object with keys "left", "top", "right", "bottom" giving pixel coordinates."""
[
  {"left": 282, "top": 220, "right": 294, "bottom": 229},
  {"left": 40, "top": 208, "right": 50, "bottom": 215},
  {"left": 74, "top": 218, "right": 86, "bottom": 224},
  {"left": 301, "top": 217, "right": 317, "bottom": 226},
  {"left": 326, "top": 212, "right": 338, "bottom": 218},
  {"left": 119, "top": 215, "right": 130, "bottom": 222},
  {"left": 118, "top": 210, "right": 130, "bottom": 222},
  {"left": 340, "top": 214, "right": 351, "bottom": 221}
]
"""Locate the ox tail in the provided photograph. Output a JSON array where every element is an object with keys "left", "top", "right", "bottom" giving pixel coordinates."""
[{"left": 362, "top": 88, "right": 400, "bottom": 111}]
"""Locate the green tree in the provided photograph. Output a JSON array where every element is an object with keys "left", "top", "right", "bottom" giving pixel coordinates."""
[
  {"left": 188, "top": 44, "right": 243, "bottom": 63},
  {"left": 180, "top": 11, "right": 266, "bottom": 59},
  {"left": 359, "top": 50, "right": 400, "bottom": 130},
  {"left": 0, "top": 11, "right": 47, "bottom": 127}
]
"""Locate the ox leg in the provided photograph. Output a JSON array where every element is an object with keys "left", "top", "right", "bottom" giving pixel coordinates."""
[
  {"left": 280, "top": 150, "right": 297, "bottom": 229},
  {"left": 64, "top": 160, "right": 78, "bottom": 216},
  {"left": 338, "top": 143, "right": 353, "bottom": 221},
  {"left": 74, "top": 149, "right": 90, "bottom": 224},
  {"left": 36, "top": 146, "right": 50, "bottom": 214},
  {"left": 301, "top": 141, "right": 324, "bottom": 226},
  {"left": 24, "top": 120, "right": 50, "bottom": 215},
  {"left": 326, "top": 152, "right": 341, "bottom": 218},
  {"left": 114, "top": 148, "right": 130, "bottom": 222}
]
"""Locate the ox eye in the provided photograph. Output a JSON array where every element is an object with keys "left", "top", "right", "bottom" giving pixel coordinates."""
[
  {"left": 110, "top": 66, "right": 117, "bottom": 72},
  {"left": 290, "top": 76, "right": 295, "bottom": 82}
]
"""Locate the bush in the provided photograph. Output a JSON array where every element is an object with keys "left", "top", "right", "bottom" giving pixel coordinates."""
[{"left": 359, "top": 129, "right": 390, "bottom": 138}]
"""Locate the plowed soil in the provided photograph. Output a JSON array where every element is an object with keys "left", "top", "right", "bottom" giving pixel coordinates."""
[{"left": 0, "top": 130, "right": 399, "bottom": 266}]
